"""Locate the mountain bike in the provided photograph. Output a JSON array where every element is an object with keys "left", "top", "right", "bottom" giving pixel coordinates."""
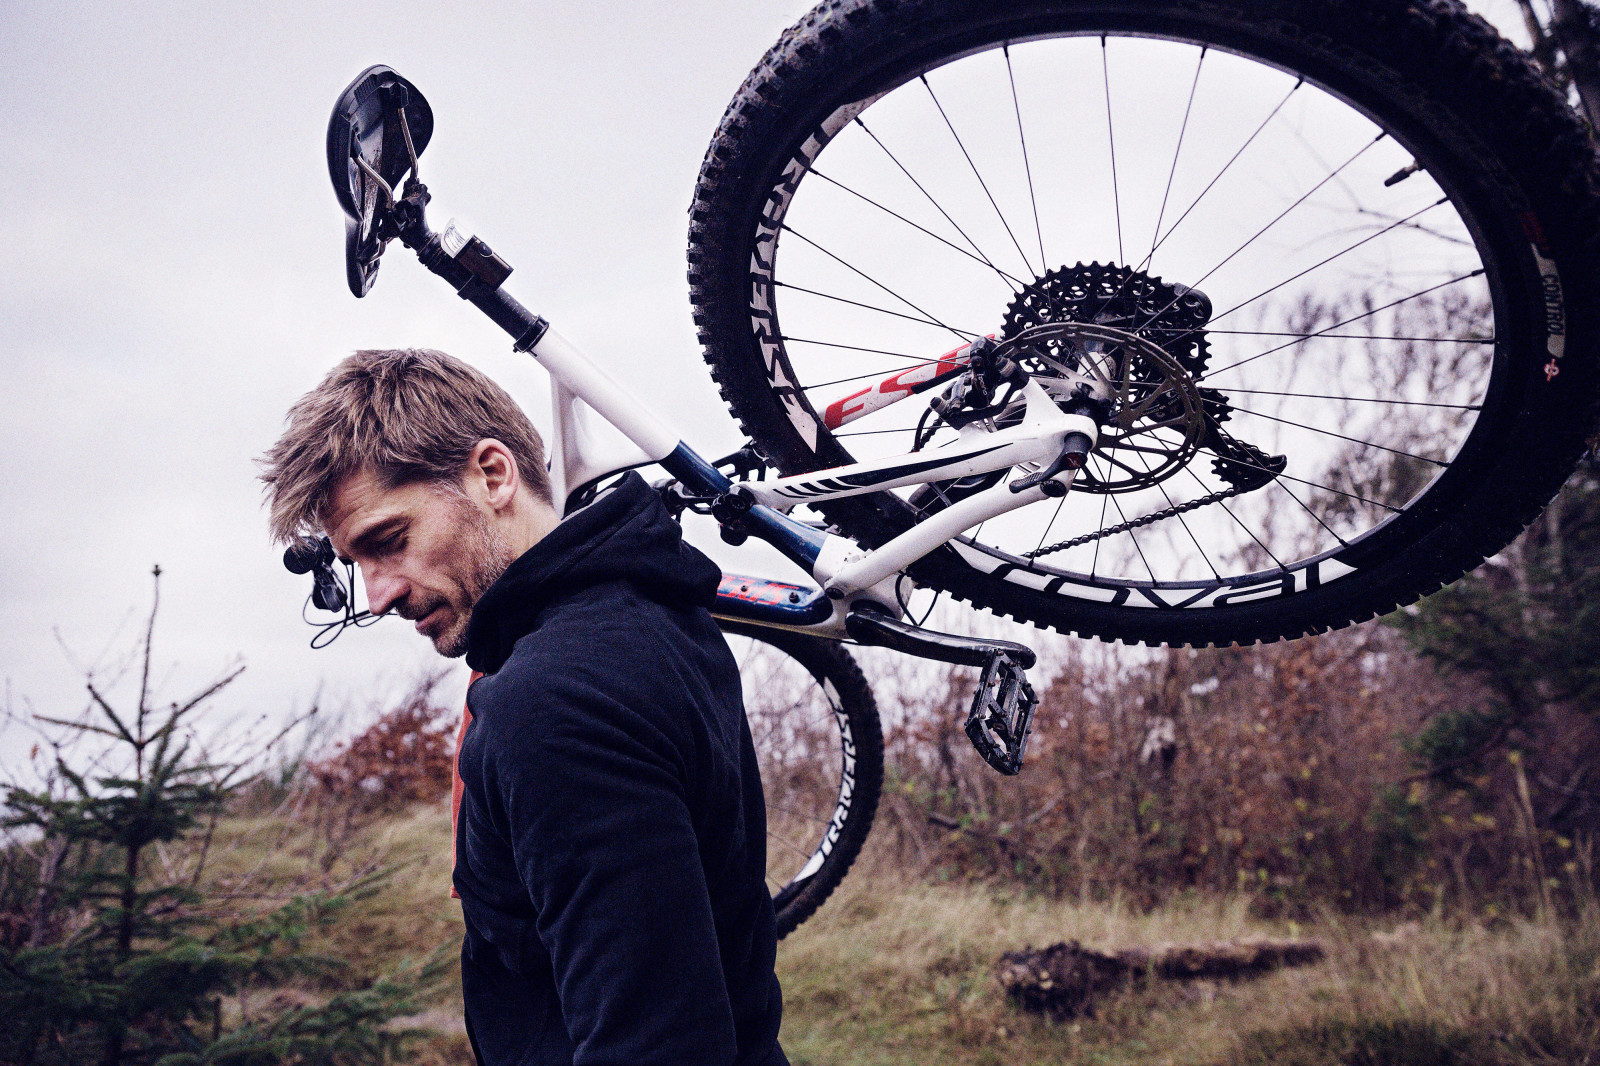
[{"left": 290, "top": 0, "right": 1600, "bottom": 936}]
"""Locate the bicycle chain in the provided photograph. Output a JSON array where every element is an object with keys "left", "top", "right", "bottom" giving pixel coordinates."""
[
  {"left": 1024, "top": 416, "right": 1286, "bottom": 557},
  {"left": 1023, "top": 483, "right": 1251, "bottom": 559},
  {"left": 1023, "top": 425, "right": 1286, "bottom": 559}
]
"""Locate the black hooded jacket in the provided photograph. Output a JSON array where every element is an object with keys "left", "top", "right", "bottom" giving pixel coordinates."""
[{"left": 453, "top": 473, "right": 786, "bottom": 1066}]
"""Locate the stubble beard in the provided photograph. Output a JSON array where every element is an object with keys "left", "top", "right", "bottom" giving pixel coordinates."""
[{"left": 432, "top": 500, "right": 519, "bottom": 659}]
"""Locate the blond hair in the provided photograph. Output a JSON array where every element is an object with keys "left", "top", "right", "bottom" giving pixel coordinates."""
[{"left": 259, "top": 348, "right": 551, "bottom": 543}]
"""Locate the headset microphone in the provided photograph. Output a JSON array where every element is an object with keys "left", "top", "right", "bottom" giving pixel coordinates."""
[{"left": 283, "top": 536, "right": 335, "bottom": 575}]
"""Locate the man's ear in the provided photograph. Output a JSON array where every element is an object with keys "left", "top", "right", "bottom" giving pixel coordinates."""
[{"left": 470, "top": 439, "right": 521, "bottom": 510}]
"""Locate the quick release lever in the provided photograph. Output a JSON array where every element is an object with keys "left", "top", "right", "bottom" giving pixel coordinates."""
[{"left": 1009, "top": 431, "right": 1093, "bottom": 496}]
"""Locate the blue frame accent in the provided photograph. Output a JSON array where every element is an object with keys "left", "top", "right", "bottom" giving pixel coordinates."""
[
  {"left": 712, "top": 574, "right": 835, "bottom": 626},
  {"left": 659, "top": 442, "right": 827, "bottom": 570}
]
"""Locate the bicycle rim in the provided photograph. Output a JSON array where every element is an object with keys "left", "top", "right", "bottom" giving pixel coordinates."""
[{"left": 723, "top": 625, "right": 882, "bottom": 937}]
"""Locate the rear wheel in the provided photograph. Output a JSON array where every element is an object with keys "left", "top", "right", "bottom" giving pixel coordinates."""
[
  {"left": 689, "top": 0, "right": 1600, "bottom": 646},
  {"left": 722, "top": 623, "right": 883, "bottom": 938}
]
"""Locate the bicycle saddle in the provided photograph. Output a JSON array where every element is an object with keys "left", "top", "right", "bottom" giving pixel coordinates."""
[{"left": 326, "top": 65, "right": 433, "bottom": 296}]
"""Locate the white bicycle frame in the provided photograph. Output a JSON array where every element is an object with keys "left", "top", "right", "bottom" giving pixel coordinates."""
[{"left": 527, "top": 313, "right": 1099, "bottom": 634}]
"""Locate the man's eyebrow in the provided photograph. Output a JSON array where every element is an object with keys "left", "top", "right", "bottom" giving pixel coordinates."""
[{"left": 346, "top": 515, "right": 408, "bottom": 555}]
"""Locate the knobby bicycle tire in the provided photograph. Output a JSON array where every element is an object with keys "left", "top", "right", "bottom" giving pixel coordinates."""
[
  {"left": 721, "top": 622, "right": 884, "bottom": 937},
  {"left": 689, "top": 0, "right": 1600, "bottom": 646}
]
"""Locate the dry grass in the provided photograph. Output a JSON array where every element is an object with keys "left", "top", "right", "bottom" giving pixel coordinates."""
[
  {"left": 777, "top": 842, "right": 1600, "bottom": 1066},
  {"left": 200, "top": 800, "right": 473, "bottom": 1063},
  {"left": 198, "top": 806, "right": 1597, "bottom": 1066}
]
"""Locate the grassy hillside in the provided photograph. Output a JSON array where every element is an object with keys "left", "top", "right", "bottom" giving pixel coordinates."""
[{"left": 206, "top": 803, "right": 1598, "bottom": 1066}]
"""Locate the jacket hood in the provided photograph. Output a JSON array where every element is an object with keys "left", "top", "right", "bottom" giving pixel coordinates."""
[{"left": 464, "top": 472, "right": 721, "bottom": 674}]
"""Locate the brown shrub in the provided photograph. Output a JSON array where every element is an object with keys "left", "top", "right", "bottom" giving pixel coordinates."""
[
  {"left": 849, "top": 621, "right": 1535, "bottom": 914},
  {"left": 308, "top": 673, "right": 457, "bottom": 815}
]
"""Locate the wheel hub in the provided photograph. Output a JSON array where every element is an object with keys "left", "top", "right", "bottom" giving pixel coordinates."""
[
  {"left": 993, "top": 321, "right": 1207, "bottom": 494},
  {"left": 1000, "top": 263, "right": 1217, "bottom": 493}
]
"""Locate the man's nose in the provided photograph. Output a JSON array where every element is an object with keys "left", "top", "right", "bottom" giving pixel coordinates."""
[{"left": 362, "top": 568, "right": 409, "bottom": 617}]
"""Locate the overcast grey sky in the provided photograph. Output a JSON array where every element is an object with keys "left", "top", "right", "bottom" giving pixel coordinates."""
[
  {"left": 0, "top": 1, "right": 1539, "bottom": 758},
  {"left": 1, "top": 1, "right": 814, "bottom": 748}
]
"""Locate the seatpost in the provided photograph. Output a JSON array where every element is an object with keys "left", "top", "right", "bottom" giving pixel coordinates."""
[{"left": 390, "top": 183, "right": 550, "bottom": 352}]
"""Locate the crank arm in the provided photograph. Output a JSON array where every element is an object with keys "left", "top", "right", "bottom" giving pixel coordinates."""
[
  {"left": 844, "top": 604, "right": 1039, "bottom": 775},
  {"left": 843, "top": 603, "right": 1037, "bottom": 668}
]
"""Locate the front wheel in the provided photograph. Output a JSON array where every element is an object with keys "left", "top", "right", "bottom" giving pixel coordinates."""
[
  {"left": 689, "top": 0, "right": 1600, "bottom": 646},
  {"left": 722, "top": 622, "right": 883, "bottom": 938}
]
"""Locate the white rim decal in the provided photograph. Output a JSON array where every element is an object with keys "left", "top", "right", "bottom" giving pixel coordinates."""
[
  {"left": 788, "top": 679, "right": 855, "bottom": 887},
  {"left": 749, "top": 96, "right": 883, "bottom": 452},
  {"left": 949, "top": 540, "right": 1357, "bottom": 607},
  {"left": 1532, "top": 244, "right": 1566, "bottom": 380}
]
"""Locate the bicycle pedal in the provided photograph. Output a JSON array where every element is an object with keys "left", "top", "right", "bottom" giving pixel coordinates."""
[{"left": 964, "top": 651, "right": 1038, "bottom": 776}]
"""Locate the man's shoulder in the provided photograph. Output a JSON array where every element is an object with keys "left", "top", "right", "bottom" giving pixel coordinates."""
[
  {"left": 511, "top": 579, "right": 711, "bottom": 683},
  {"left": 469, "top": 580, "right": 730, "bottom": 728}
]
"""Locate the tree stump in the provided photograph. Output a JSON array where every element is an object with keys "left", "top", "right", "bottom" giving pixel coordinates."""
[{"left": 996, "top": 937, "right": 1326, "bottom": 1019}]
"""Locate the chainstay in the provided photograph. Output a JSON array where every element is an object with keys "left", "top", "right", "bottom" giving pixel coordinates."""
[{"left": 1023, "top": 484, "right": 1250, "bottom": 559}]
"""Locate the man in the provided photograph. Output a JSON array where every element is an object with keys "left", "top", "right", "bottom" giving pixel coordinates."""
[{"left": 259, "top": 348, "right": 787, "bottom": 1066}]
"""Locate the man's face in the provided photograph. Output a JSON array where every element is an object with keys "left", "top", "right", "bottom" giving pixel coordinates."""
[{"left": 324, "top": 467, "right": 517, "bottom": 657}]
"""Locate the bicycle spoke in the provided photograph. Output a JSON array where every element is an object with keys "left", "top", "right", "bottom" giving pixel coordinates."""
[
  {"left": 1099, "top": 451, "right": 1154, "bottom": 477},
  {"left": 1176, "top": 462, "right": 1287, "bottom": 571},
  {"left": 1129, "top": 444, "right": 1222, "bottom": 578},
  {"left": 919, "top": 478, "right": 961, "bottom": 516},
  {"left": 1106, "top": 486, "right": 1159, "bottom": 582},
  {"left": 1224, "top": 404, "right": 1450, "bottom": 466},
  {"left": 1197, "top": 446, "right": 1403, "bottom": 513},
  {"left": 1100, "top": 36, "right": 1125, "bottom": 265},
  {"left": 801, "top": 360, "right": 950, "bottom": 393},
  {"left": 768, "top": 828, "right": 817, "bottom": 861},
  {"left": 809, "top": 167, "right": 1028, "bottom": 289},
  {"left": 1104, "top": 435, "right": 1190, "bottom": 457},
  {"left": 1033, "top": 493, "right": 1069, "bottom": 556},
  {"left": 782, "top": 336, "right": 942, "bottom": 363},
  {"left": 1272, "top": 476, "right": 1350, "bottom": 548},
  {"left": 1148, "top": 46, "right": 1207, "bottom": 267},
  {"left": 833, "top": 425, "right": 955, "bottom": 439},
  {"left": 1209, "top": 196, "right": 1450, "bottom": 325},
  {"left": 922, "top": 74, "right": 1037, "bottom": 276},
  {"left": 1199, "top": 269, "right": 1485, "bottom": 381},
  {"left": 1146, "top": 78, "right": 1303, "bottom": 262},
  {"left": 1140, "top": 131, "right": 1390, "bottom": 329},
  {"left": 1345, "top": 207, "right": 1474, "bottom": 247},
  {"left": 768, "top": 800, "right": 832, "bottom": 823},
  {"left": 1213, "top": 386, "right": 1481, "bottom": 410},
  {"left": 1206, "top": 329, "right": 1493, "bottom": 344},
  {"left": 1004, "top": 43, "right": 1048, "bottom": 272},
  {"left": 854, "top": 115, "right": 1013, "bottom": 279},
  {"left": 774, "top": 279, "right": 981, "bottom": 337},
  {"left": 1147, "top": 425, "right": 1351, "bottom": 552},
  {"left": 784, "top": 224, "right": 970, "bottom": 339},
  {"left": 1090, "top": 454, "right": 1115, "bottom": 578}
]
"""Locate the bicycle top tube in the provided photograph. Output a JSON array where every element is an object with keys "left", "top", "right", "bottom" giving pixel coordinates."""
[{"left": 384, "top": 203, "right": 832, "bottom": 575}]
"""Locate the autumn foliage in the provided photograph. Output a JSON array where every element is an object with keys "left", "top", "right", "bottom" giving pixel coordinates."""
[
  {"left": 857, "top": 610, "right": 1594, "bottom": 914},
  {"left": 308, "top": 673, "right": 457, "bottom": 814}
]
